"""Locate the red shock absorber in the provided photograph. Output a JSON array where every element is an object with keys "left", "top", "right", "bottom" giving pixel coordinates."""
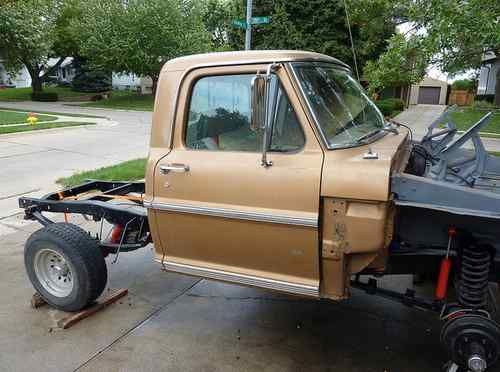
[
  {"left": 110, "top": 224, "right": 124, "bottom": 244},
  {"left": 435, "top": 227, "right": 456, "bottom": 301}
]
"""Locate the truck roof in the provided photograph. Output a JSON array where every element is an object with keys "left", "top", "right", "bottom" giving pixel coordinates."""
[{"left": 163, "top": 50, "right": 350, "bottom": 72}]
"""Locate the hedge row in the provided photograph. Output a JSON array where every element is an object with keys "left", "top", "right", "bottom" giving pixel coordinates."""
[{"left": 31, "top": 91, "right": 58, "bottom": 102}]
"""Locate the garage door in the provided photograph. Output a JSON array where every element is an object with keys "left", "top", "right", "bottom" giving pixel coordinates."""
[{"left": 418, "top": 86, "right": 441, "bottom": 104}]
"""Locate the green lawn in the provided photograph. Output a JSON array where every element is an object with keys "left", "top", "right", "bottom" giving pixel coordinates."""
[
  {"left": 449, "top": 108, "right": 500, "bottom": 134},
  {"left": 80, "top": 91, "right": 154, "bottom": 111},
  {"left": 0, "top": 121, "right": 94, "bottom": 135},
  {"left": 0, "top": 87, "right": 88, "bottom": 101},
  {"left": 0, "top": 106, "right": 105, "bottom": 119},
  {"left": 0, "top": 110, "right": 57, "bottom": 125},
  {"left": 57, "top": 158, "right": 147, "bottom": 188}
]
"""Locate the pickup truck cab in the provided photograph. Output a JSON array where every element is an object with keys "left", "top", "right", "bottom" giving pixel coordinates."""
[
  {"left": 145, "top": 50, "right": 404, "bottom": 300},
  {"left": 20, "top": 50, "right": 500, "bottom": 372}
]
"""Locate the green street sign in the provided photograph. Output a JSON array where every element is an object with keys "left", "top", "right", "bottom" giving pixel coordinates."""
[
  {"left": 232, "top": 19, "right": 247, "bottom": 29},
  {"left": 251, "top": 16, "right": 270, "bottom": 25}
]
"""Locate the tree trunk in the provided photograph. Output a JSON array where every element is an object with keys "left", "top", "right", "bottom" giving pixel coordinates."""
[
  {"left": 24, "top": 57, "right": 66, "bottom": 94},
  {"left": 495, "top": 70, "right": 500, "bottom": 107},
  {"left": 150, "top": 75, "right": 159, "bottom": 97},
  {"left": 23, "top": 62, "right": 43, "bottom": 93},
  {"left": 31, "top": 76, "right": 43, "bottom": 93}
]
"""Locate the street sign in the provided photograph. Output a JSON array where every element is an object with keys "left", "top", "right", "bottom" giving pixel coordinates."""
[
  {"left": 251, "top": 16, "right": 270, "bottom": 25},
  {"left": 232, "top": 19, "right": 247, "bottom": 30}
]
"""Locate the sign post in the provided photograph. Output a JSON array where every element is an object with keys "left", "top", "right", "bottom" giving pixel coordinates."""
[
  {"left": 245, "top": 0, "right": 253, "bottom": 50},
  {"left": 232, "top": 1, "right": 270, "bottom": 50}
]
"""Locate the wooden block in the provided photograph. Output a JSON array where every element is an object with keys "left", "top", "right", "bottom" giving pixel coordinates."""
[
  {"left": 57, "top": 288, "right": 128, "bottom": 329},
  {"left": 31, "top": 292, "right": 47, "bottom": 309}
]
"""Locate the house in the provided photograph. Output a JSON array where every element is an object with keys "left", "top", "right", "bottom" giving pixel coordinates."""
[
  {"left": 379, "top": 75, "right": 449, "bottom": 106},
  {"left": 0, "top": 57, "right": 75, "bottom": 88},
  {"left": 477, "top": 51, "right": 498, "bottom": 100},
  {"left": 0, "top": 61, "right": 31, "bottom": 88},
  {"left": 112, "top": 73, "right": 153, "bottom": 94},
  {"left": 47, "top": 57, "right": 75, "bottom": 83}
]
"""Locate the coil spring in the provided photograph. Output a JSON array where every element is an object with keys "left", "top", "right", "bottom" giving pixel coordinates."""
[{"left": 457, "top": 244, "right": 492, "bottom": 309}]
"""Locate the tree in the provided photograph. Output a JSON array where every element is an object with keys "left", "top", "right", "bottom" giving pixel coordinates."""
[
  {"left": 364, "top": 0, "right": 500, "bottom": 101},
  {"left": 202, "top": 0, "right": 234, "bottom": 51},
  {"left": 222, "top": 0, "right": 397, "bottom": 70},
  {"left": 0, "top": 0, "right": 79, "bottom": 93},
  {"left": 72, "top": 0, "right": 212, "bottom": 95},
  {"left": 363, "top": 33, "right": 431, "bottom": 95}
]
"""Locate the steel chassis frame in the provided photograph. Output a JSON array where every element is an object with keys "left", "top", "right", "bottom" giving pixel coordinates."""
[{"left": 19, "top": 180, "right": 150, "bottom": 253}]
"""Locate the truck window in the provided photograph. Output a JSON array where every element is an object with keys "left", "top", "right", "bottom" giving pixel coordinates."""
[
  {"left": 186, "top": 74, "right": 304, "bottom": 152},
  {"left": 269, "top": 88, "right": 305, "bottom": 152}
]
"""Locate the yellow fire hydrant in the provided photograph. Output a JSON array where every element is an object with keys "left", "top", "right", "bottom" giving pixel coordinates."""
[{"left": 26, "top": 113, "right": 38, "bottom": 125}]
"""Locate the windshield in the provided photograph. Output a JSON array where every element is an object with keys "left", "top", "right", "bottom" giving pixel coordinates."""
[{"left": 292, "top": 63, "right": 385, "bottom": 148}]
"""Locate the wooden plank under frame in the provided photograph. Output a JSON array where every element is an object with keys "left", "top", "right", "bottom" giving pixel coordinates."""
[{"left": 31, "top": 288, "right": 128, "bottom": 329}]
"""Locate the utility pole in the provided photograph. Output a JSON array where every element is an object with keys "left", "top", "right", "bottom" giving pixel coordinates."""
[{"left": 245, "top": 0, "right": 253, "bottom": 50}]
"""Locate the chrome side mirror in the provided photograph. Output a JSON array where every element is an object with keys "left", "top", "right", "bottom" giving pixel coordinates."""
[
  {"left": 250, "top": 74, "right": 267, "bottom": 132},
  {"left": 250, "top": 63, "right": 279, "bottom": 167}
]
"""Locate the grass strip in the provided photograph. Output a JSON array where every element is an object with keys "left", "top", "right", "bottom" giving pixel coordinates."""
[
  {"left": 80, "top": 92, "right": 154, "bottom": 111},
  {"left": 0, "top": 121, "right": 94, "bottom": 135},
  {"left": 0, "top": 87, "right": 88, "bottom": 101},
  {"left": 56, "top": 158, "right": 147, "bottom": 188},
  {"left": 0, "top": 106, "right": 105, "bottom": 119},
  {"left": 0, "top": 110, "right": 57, "bottom": 125}
]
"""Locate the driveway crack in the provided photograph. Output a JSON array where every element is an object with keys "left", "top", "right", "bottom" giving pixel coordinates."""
[{"left": 73, "top": 279, "right": 202, "bottom": 371}]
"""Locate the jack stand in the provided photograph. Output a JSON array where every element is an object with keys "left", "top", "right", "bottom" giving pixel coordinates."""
[{"left": 31, "top": 288, "right": 128, "bottom": 329}]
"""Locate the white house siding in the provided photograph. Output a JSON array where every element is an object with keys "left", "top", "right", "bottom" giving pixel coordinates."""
[
  {"left": 0, "top": 63, "right": 31, "bottom": 88},
  {"left": 112, "top": 73, "right": 152, "bottom": 94},
  {"left": 409, "top": 76, "right": 448, "bottom": 105},
  {"left": 112, "top": 73, "right": 141, "bottom": 91}
]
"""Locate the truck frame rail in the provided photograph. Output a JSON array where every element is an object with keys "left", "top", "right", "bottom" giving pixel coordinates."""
[{"left": 19, "top": 180, "right": 151, "bottom": 254}]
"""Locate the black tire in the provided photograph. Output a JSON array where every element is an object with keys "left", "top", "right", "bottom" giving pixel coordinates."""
[
  {"left": 58, "top": 222, "right": 108, "bottom": 298},
  {"left": 24, "top": 223, "right": 108, "bottom": 312}
]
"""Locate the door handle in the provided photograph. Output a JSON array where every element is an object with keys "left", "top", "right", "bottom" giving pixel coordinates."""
[{"left": 159, "top": 163, "right": 190, "bottom": 175}]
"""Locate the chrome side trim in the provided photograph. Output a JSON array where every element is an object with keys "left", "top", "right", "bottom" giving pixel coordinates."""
[
  {"left": 158, "top": 259, "right": 319, "bottom": 297},
  {"left": 144, "top": 201, "right": 318, "bottom": 227}
]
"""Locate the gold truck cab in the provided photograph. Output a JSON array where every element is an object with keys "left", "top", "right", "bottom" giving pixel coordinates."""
[{"left": 145, "top": 50, "right": 409, "bottom": 301}]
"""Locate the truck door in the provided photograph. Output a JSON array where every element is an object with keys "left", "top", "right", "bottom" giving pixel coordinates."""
[{"left": 152, "top": 64, "right": 323, "bottom": 296}]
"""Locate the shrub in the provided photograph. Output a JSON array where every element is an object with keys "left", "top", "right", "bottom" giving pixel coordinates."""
[
  {"left": 452, "top": 79, "right": 476, "bottom": 92},
  {"left": 472, "top": 100, "right": 498, "bottom": 110},
  {"left": 31, "top": 91, "right": 58, "bottom": 102},
  {"left": 375, "top": 98, "right": 405, "bottom": 116},
  {"left": 375, "top": 100, "right": 394, "bottom": 116},
  {"left": 476, "top": 94, "right": 495, "bottom": 103},
  {"left": 71, "top": 70, "right": 111, "bottom": 93}
]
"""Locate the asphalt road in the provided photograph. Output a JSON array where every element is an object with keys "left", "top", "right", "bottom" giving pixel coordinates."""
[{"left": 0, "top": 102, "right": 151, "bottom": 219}]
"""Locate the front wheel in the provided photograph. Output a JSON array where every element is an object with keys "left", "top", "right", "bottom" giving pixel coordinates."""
[{"left": 24, "top": 223, "right": 107, "bottom": 312}]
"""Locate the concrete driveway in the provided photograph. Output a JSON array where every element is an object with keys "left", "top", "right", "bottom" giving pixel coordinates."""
[
  {"left": 0, "top": 101, "right": 453, "bottom": 371},
  {"left": 393, "top": 104, "right": 446, "bottom": 138},
  {"left": 0, "top": 214, "right": 445, "bottom": 372},
  {"left": 394, "top": 104, "right": 500, "bottom": 152}
]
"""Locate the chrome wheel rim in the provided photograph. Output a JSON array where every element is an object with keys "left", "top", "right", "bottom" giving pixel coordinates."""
[{"left": 34, "top": 248, "right": 74, "bottom": 297}]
